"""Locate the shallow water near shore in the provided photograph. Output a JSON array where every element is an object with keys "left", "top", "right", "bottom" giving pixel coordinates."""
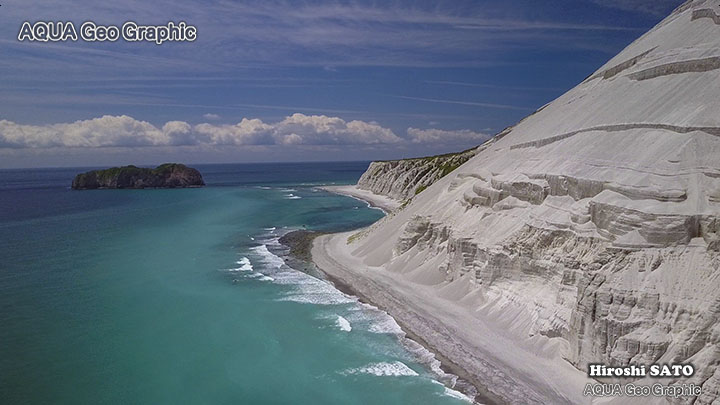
[{"left": 0, "top": 162, "right": 471, "bottom": 404}]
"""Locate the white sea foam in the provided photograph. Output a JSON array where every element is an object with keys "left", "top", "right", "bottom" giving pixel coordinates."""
[
  {"left": 250, "top": 239, "right": 356, "bottom": 305},
  {"left": 341, "top": 361, "right": 419, "bottom": 377},
  {"left": 351, "top": 303, "right": 404, "bottom": 335},
  {"left": 276, "top": 273, "right": 356, "bottom": 305},
  {"left": 263, "top": 227, "right": 276, "bottom": 231},
  {"left": 368, "top": 317, "right": 404, "bottom": 334},
  {"left": 430, "top": 381, "right": 474, "bottom": 402},
  {"left": 250, "top": 244, "right": 286, "bottom": 269},
  {"left": 225, "top": 257, "right": 253, "bottom": 272},
  {"left": 403, "top": 339, "right": 454, "bottom": 385},
  {"left": 284, "top": 193, "right": 302, "bottom": 199},
  {"left": 443, "top": 387, "right": 473, "bottom": 402},
  {"left": 278, "top": 290, "right": 356, "bottom": 305},
  {"left": 240, "top": 236, "right": 470, "bottom": 400},
  {"left": 233, "top": 257, "right": 253, "bottom": 270},
  {"left": 336, "top": 315, "right": 352, "bottom": 332},
  {"left": 345, "top": 302, "right": 462, "bottom": 390},
  {"left": 244, "top": 235, "right": 469, "bottom": 398}
]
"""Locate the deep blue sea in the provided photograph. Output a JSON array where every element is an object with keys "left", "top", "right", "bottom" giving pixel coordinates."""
[{"left": 0, "top": 162, "right": 470, "bottom": 404}]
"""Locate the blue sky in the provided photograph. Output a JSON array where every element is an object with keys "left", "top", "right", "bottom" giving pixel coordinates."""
[{"left": 0, "top": 0, "right": 682, "bottom": 168}]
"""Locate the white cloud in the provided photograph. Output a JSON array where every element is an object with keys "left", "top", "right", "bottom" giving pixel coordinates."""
[
  {"left": 0, "top": 115, "right": 496, "bottom": 150},
  {"left": 203, "top": 113, "right": 221, "bottom": 120},
  {"left": 194, "top": 118, "right": 275, "bottom": 145},
  {"left": 407, "top": 127, "right": 491, "bottom": 144},
  {"left": 162, "top": 121, "right": 197, "bottom": 145},
  {"left": 272, "top": 113, "right": 401, "bottom": 145},
  {"left": 0, "top": 115, "right": 168, "bottom": 148},
  {"left": 0, "top": 114, "right": 403, "bottom": 149}
]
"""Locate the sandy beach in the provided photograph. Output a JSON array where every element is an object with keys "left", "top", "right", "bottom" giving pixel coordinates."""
[
  {"left": 313, "top": 187, "right": 592, "bottom": 404},
  {"left": 319, "top": 185, "right": 401, "bottom": 214},
  {"left": 312, "top": 232, "right": 592, "bottom": 404}
]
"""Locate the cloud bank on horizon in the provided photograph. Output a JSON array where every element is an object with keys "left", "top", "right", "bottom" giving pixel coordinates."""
[
  {"left": 0, "top": 0, "right": 683, "bottom": 167},
  {"left": 0, "top": 114, "right": 489, "bottom": 148}
]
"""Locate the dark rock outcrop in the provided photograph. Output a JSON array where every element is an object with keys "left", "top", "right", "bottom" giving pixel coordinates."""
[
  {"left": 71, "top": 163, "right": 205, "bottom": 190},
  {"left": 279, "top": 230, "right": 324, "bottom": 263}
]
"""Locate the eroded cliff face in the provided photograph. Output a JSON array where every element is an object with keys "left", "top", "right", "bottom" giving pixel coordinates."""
[
  {"left": 357, "top": 147, "right": 479, "bottom": 201},
  {"left": 349, "top": 1, "right": 720, "bottom": 402}
]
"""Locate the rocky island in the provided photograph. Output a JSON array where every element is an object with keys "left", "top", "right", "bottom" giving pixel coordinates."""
[{"left": 71, "top": 163, "right": 205, "bottom": 190}]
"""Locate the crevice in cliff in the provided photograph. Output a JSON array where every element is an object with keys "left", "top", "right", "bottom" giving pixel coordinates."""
[
  {"left": 584, "top": 48, "right": 656, "bottom": 82},
  {"left": 628, "top": 57, "right": 720, "bottom": 81},
  {"left": 692, "top": 8, "right": 720, "bottom": 24}
]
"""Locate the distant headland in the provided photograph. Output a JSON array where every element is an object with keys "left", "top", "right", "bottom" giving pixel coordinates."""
[{"left": 71, "top": 163, "right": 205, "bottom": 190}]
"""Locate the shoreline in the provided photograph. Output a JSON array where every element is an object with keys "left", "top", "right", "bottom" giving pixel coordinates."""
[
  {"left": 312, "top": 232, "right": 505, "bottom": 405},
  {"left": 280, "top": 228, "right": 491, "bottom": 403},
  {"left": 312, "top": 185, "right": 504, "bottom": 403},
  {"left": 318, "top": 185, "right": 401, "bottom": 214},
  {"left": 319, "top": 265, "right": 499, "bottom": 405},
  {"left": 310, "top": 186, "right": 591, "bottom": 404}
]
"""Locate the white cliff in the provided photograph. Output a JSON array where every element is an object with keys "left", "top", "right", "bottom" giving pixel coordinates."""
[
  {"left": 321, "top": 1, "right": 720, "bottom": 403},
  {"left": 357, "top": 147, "right": 479, "bottom": 201}
]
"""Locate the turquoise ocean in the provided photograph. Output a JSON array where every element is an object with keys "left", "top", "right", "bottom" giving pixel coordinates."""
[{"left": 0, "top": 162, "right": 471, "bottom": 404}]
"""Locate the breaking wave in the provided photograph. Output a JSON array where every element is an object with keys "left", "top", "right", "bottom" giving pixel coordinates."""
[
  {"left": 341, "top": 361, "right": 419, "bottom": 377},
  {"left": 240, "top": 233, "right": 473, "bottom": 401},
  {"left": 336, "top": 315, "right": 352, "bottom": 332},
  {"left": 250, "top": 239, "right": 356, "bottom": 305}
]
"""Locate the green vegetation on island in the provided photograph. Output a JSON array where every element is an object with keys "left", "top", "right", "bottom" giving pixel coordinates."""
[{"left": 72, "top": 163, "right": 205, "bottom": 190}]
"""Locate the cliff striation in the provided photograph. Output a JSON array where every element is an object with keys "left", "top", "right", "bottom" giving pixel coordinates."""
[
  {"left": 72, "top": 163, "right": 205, "bottom": 189},
  {"left": 357, "top": 147, "right": 479, "bottom": 201},
  {"left": 342, "top": 1, "right": 720, "bottom": 402}
]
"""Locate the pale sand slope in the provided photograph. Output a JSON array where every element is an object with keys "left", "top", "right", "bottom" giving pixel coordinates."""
[
  {"left": 313, "top": 231, "right": 593, "bottom": 404},
  {"left": 320, "top": 185, "right": 401, "bottom": 214}
]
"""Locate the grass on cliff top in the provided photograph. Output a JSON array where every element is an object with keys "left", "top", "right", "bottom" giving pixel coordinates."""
[
  {"left": 410, "top": 161, "right": 460, "bottom": 196},
  {"left": 439, "top": 160, "right": 464, "bottom": 177},
  {"left": 373, "top": 145, "right": 479, "bottom": 163}
]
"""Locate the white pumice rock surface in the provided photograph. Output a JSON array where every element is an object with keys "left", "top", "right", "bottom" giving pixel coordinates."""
[{"left": 317, "top": 1, "right": 720, "bottom": 403}]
